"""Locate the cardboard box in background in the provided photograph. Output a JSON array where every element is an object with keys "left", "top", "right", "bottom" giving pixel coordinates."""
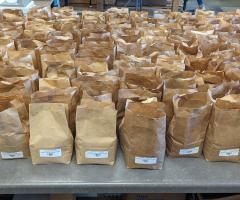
[
  {"left": 197, "top": 194, "right": 240, "bottom": 200},
  {"left": 124, "top": 193, "right": 186, "bottom": 200}
]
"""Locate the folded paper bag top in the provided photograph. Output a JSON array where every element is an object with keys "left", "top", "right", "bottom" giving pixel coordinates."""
[
  {"left": 75, "top": 98, "right": 117, "bottom": 165},
  {"left": 29, "top": 103, "right": 73, "bottom": 165}
]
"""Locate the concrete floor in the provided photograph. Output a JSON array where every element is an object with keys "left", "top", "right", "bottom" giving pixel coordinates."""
[
  {"left": 186, "top": 0, "right": 240, "bottom": 11},
  {"left": 71, "top": 0, "right": 240, "bottom": 12}
]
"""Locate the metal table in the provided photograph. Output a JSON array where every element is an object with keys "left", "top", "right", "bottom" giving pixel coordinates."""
[{"left": 0, "top": 149, "right": 240, "bottom": 194}]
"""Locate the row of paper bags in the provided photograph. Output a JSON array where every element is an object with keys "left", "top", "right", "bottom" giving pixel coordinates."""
[{"left": 1, "top": 81, "right": 240, "bottom": 169}]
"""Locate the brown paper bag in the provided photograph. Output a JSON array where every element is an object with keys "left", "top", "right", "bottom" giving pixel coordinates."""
[
  {"left": 15, "top": 39, "right": 45, "bottom": 50},
  {"left": 118, "top": 54, "right": 153, "bottom": 67},
  {"left": 81, "top": 30, "right": 111, "bottom": 43},
  {"left": 75, "top": 98, "right": 117, "bottom": 165},
  {"left": 27, "top": 7, "right": 52, "bottom": 21},
  {"left": 42, "top": 39, "right": 76, "bottom": 55},
  {"left": 23, "top": 29, "right": 52, "bottom": 43},
  {"left": 82, "top": 11, "right": 106, "bottom": 24},
  {"left": 115, "top": 38, "right": 139, "bottom": 58},
  {"left": 178, "top": 39, "right": 198, "bottom": 55},
  {"left": 0, "top": 95, "right": 30, "bottom": 159},
  {"left": 185, "top": 55, "right": 211, "bottom": 72},
  {"left": 52, "top": 7, "right": 78, "bottom": 19},
  {"left": 0, "top": 22, "right": 23, "bottom": 38},
  {"left": 24, "top": 20, "right": 54, "bottom": 42},
  {"left": 138, "top": 41, "right": 175, "bottom": 57},
  {"left": 39, "top": 78, "right": 71, "bottom": 90},
  {"left": 71, "top": 74, "right": 119, "bottom": 104},
  {"left": 54, "top": 17, "right": 80, "bottom": 34},
  {"left": 120, "top": 100, "right": 166, "bottom": 169},
  {"left": 0, "top": 36, "right": 15, "bottom": 61},
  {"left": 156, "top": 55, "right": 185, "bottom": 74},
  {"left": 197, "top": 71, "right": 224, "bottom": 85},
  {"left": 118, "top": 63, "right": 156, "bottom": 78},
  {"left": 198, "top": 35, "right": 219, "bottom": 57},
  {"left": 224, "top": 62, "right": 240, "bottom": 81},
  {"left": 2, "top": 9, "right": 24, "bottom": 23},
  {"left": 204, "top": 88, "right": 240, "bottom": 162},
  {"left": 3, "top": 49, "right": 38, "bottom": 70},
  {"left": 117, "top": 89, "right": 160, "bottom": 130},
  {"left": 130, "top": 11, "right": 148, "bottom": 24},
  {"left": 29, "top": 103, "right": 73, "bottom": 164},
  {"left": 40, "top": 52, "right": 76, "bottom": 79},
  {"left": 0, "top": 66, "right": 39, "bottom": 93},
  {"left": 75, "top": 57, "right": 108, "bottom": 73},
  {"left": 31, "top": 87, "right": 80, "bottom": 134},
  {"left": 15, "top": 39, "right": 45, "bottom": 73},
  {"left": 112, "top": 28, "right": 141, "bottom": 43},
  {"left": 0, "top": 77, "right": 34, "bottom": 105},
  {"left": 78, "top": 42, "right": 115, "bottom": 62},
  {"left": 167, "top": 92, "right": 212, "bottom": 157},
  {"left": 121, "top": 73, "right": 163, "bottom": 96},
  {"left": 163, "top": 72, "right": 198, "bottom": 124}
]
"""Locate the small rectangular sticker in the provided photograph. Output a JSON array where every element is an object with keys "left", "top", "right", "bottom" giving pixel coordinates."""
[
  {"left": 135, "top": 156, "right": 157, "bottom": 165},
  {"left": 219, "top": 149, "right": 239, "bottom": 157},
  {"left": 179, "top": 147, "right": 199, "bottom": 155},
  {"left": 1, "top": 151, "right": 23, "bottom": 159},
  {"left": 40, "top": 148, "right": 62, "bottom": 158},
  {"left": 85, "top": 151, "right": 108, "bottom": 159}
]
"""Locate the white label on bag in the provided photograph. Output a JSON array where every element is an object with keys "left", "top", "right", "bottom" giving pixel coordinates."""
[
  {"left": 135, "top": 157, "right": 157, "bottom": 165},
  {"left": 1, "top": 151, "right": 23, "bottom": 159},
  {"left": 219, "top": 149, "right": 239, "bottom": 157},
  {"left": 179, "top": 147, "right": 199, "bottom": 155},
  {"left": 40, "top": 148, "right": 62, "bottom": 158},
  {"left": 85, "top": 151, "right": 108, "bottom": 159}
]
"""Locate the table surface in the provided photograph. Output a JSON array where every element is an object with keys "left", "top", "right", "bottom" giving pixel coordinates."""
[{"left": 0, "top": 149, "right": 240, "bottom": 194}]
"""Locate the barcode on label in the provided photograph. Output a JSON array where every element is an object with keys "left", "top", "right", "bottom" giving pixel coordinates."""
[
  {"left": 219, "top": 149, "right": 239, "bottom": 157},
  {"left": 135, "top": 156, "right": 157, "bottom": 164},
  {"left": 1, "top": 151, "right": 23, "bottom": 159},
  {"left": 179, "top": 147, "right": 199, "bottom": 155},
  {"left": 40, "top": 148, "right": 62, "bottom": 158},
  {"left": 85, "top": 151, "right": 108, "bottom": 159}
]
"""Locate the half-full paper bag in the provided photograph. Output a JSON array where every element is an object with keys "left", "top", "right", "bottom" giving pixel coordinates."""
[
  {"left": 75, "top": 98, "right": 117, "bottom": 165},
  {"left": 204, "top": 93, "right": 240, "bottom": 162},
  {"left": 120, "top": 100, "right": 166, "bottom": 169},
  {"left": 0, "top": 95, "right": 30, "bottom": 159},
  {"left": 167, "top": 92, "right": 212, "bottom": 157},
  {"left": 29, "top": 103, "right": 73, "bottom": 164}
]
